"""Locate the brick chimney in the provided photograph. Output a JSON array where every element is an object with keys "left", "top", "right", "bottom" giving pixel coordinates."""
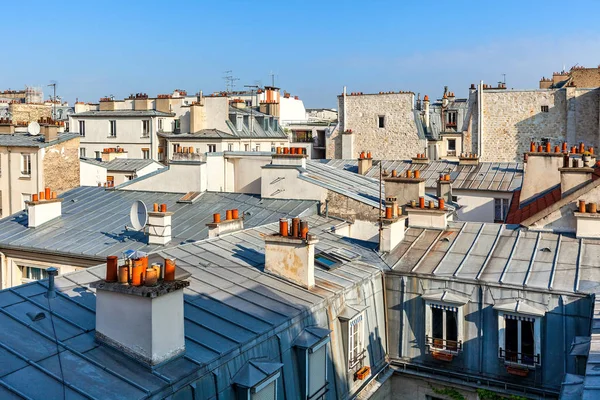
[
  {"left": 379, "top": 197, "right": 407, "bottom": 252},
  {"left": 357, "top": 151, "right": 373, "bottom": 175},
  {"left": 384, "top": 169, "right": 425, "bottom": 207},
  {"left": 207, "top": 209, "right": 244, "bottom": 238},
  {"left": 264, "top": 218, "right": 318, "bottom": 289},
  {"left": 26, "top": 188, "right": 61, "bottom": 228},
  {"left": 91, "top": 256, "right": 189, "bottom": 367},
  {"left": 521, "top": 142, "right": 566, "bottom": 206},
  {"left": 147, "top": 203, "right": 172, "bottom": 245},
  {"left": 406, "top": 197, "right": 448, "bottom": 230}
]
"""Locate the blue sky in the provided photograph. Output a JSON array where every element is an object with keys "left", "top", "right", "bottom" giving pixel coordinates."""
[{"left": 2, "top": 1, "right": 600, "bottom": 108}]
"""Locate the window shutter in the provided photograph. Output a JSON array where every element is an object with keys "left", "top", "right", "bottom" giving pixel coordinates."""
[
  {"left": 252, "top": 381, "right": 275, "bottom": 400},
  {"left": 309, "top": 345, "right": 326, "bottom": 396}
]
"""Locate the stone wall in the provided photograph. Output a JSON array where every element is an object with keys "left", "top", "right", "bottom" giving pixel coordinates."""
[
  {"left": 470, "top": 88, "right": 600, "bottom": 162},
  {"left": 322, "top": 191, "right": 381, "bottom": 222},
  {"left": 328, "top": 93, "right": 425, "bottom": 159},
  {"left": 9, "top": 103, "right": 51, "bottom": 123},
  {"left": 43, "top": 137, "right": 80, "bottom": 193}
]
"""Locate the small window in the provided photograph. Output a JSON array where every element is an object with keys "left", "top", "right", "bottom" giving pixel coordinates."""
[
  {"left": 255, "top": 145, "right": 260, "bottom": 152},
  {"left": 494, "top": 198, "right": 509, "bottom": 222},
  {"left": 378, "top": 115, "right": 385, "bottom": 128},
  {"left": 142, "top": 120, "right": 150, "bottom": 136},
  {"left": 429, "top": 305, "right": 459, "bottom": 352},
  {"left": 158, "top": 119, "right": 163, "bottom": 131},
  {"left": 78, "top": 120, "right": 86, "bottom": 136},
  {"left": 80, "top": 148, "right": 86, "bottom": 158},
  {"left": 174, "top": 119, "right": 181, "bottom": 132},
  {"left": 227, "top": 143, "right": 233, "bottom": 151},
  {"left": 348, "top": 314, "right": 364, "bottom": 370},
  {"left": 447, "top": 111, "right": 458, "bottom": 126},
  {"left": 447, "top": 138, "right": 456, "bottom": 156},
  {"left": 315, "top": 253, "right": 341, "bottom": 269},
  {"left": 142, "top": 148, "right": 150, "bottom": 159},
  {"left": 95, "top": 151, "right": 101, "bottom": 159},
  {"left": 109, "top": 120, "right": 117, "bottom": 137},
  {"left": 207, "top": 144, "right": 216, "bottom": 153},
  {"left": 500, "top": 314, "right": 539, "bottom": 366},
  {"left": 21, "top": 265, "right": 50, "bottom": 282},
  {"left": 451, "top": 195, "right": 458, "bottom": 202},
  {"left": 245, "top": 144, "right": 250, "bottom": 151},
  {"left": 21, "top": 154, "right": 31, "bottom": 176},
  {"left": 541, "top": 105, "right": 549, "bottom": 113}
]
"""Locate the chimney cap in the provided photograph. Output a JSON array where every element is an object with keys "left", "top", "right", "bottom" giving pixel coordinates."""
[{"left": 424, "top": 95, "right": 429, "bottom": 101}]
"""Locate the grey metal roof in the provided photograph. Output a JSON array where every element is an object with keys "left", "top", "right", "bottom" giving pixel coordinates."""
[
  {"left": 80, "top": 158, "right": 161, "bottom": 172},
  {"left": 227, "top": 108, "right": 288, "bottom": 139},
  {"left": 73, "top": 110, "right": 174, "bottom": 118},
  {"left": 0, "top": 133, "right": 79, "bottom": 148},
  {"left": 0, "top": 186, "right": 317, "bottom": 260},
  {"left": 385, "top": 221, "right": 596, "bottom": 295},
  {"left": 0, "top": 215, "right": 384, "bottom": 399},
  {"left": 159, "top": 129, "right": 234, "bottom": 139},
  {"left": 321, "top": 159, "right": 523, "bottom": 192}
]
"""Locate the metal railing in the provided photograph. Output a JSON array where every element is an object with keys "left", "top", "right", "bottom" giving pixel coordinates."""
[
  {"left": 426, "top": 336, "right": 462, "bottom": 353},
  {"left": 349, "top": 348, "right": 367, "bottom": 369},
  {"left": 499, "top": 348, "right": 540, "bottom": 366}
]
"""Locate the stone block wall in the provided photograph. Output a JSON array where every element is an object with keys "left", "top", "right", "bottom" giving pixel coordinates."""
[
  {"left": 43, "top": 137, "right": 80, "bottom": 193},
  {"left": 328, "top": 92, "right": 425, "bottom": 159},
  {"left": 322, "top": 191, "right": 381, "bottom": 222},
  {"left": 9, "top": 103, "right": 51, "bottom": 123}
]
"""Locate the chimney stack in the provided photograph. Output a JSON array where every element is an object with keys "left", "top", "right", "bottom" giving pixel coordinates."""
[
  {"left": 271, "top": 147, "right": 308, "bottom": 168},
  {"left": 207, "top": 209, "right": 244, "bottom": 238},
  {"left": 27, "top": 187, "right": 61, "bottom": 228},
  {"left": 91, "top": 255, "right": 190, "bottom": 367},
  {"left": 264, "top": 218, "right": 318, "bottom": 289},
  {"left": 406, "top": 197, "right": 449, "bottom": 230},
  {"left": 521, "top": 142, "right": 567, "bottom": 206},
  {"left": 358, "top": 151, "right": 373, "bottom": 175},
  {"left": 147, "top": 203, "right": 172, "bottom": 245},
  {"left": 384, "top": 169, "right": 425, "bottom": 208},
  {"left": 574, "top": 200, "right": 600, "bottom": 238},
  {"left": 559, "top": 151, "right": 594, "bottom": 197},
  {"left": 379, "top": 197, "right": 407, "bottom": 252},
  {"left": 458, "top": 153, "right": 479, "bottom": 166},
  {"left": 423, "top": 95, "right": 430, "bottom": 129},
  {"left": 436, "top": 173, "right": 453, "bottom": 203}
]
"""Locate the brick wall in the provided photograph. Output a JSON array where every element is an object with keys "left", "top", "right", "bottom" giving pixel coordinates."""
[
  {"left": 328, "top": 92, "right": 425, "bottom": 159},
  {"left": 43, "top": 137, "right": 80, "bottom": 193}
]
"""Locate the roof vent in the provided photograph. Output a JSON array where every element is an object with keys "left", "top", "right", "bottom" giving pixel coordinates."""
[{"left": 177, "top": 191, "right": 202, "bottom": 204}]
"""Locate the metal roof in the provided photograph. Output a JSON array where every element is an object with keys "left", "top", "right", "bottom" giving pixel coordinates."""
[
  {"left": 0, "top": 187, "right": 317, "bottom": 260},
  {"left": 385, "top": 221, "right": 596, "bottom": 295},
  {"left": 72, "top": 110, "right": 174, "bottom": 117},
  {"left": 159, "top": 129, "right": 234, "bottom": 139},
  {"left": 321, "top": 159, "right": 523, "bottom": 192},
  {"left": 0, "top": 133, "right": 79, "bottom": 148},
  {"left": 80, "top": 158, "right": 162, "bottom": 172},
  {"left": 0, "top": 215, "right": 383, "bottom": 399}
]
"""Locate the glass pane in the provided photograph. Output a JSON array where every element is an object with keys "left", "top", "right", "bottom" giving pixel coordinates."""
[
  {"left": 309, "top": 345, "right": 327, "bottom": 396},
  {"left": 505, "top": 318, "right": 518, "bottom": 362},
  {"left": 432, "top": 308, "right": 443, "bottom": 346},
  {"left": 252, "top": 380, "right": 275, "bottom": 400},
  {"left": 446, "top": 310, "right": 458, "bottom": 350},
  {"left": 521, "top": 320, "right": 535, "bottom": 365},
  {"left": 494, "top": 199, "right": 502, "bottom": 220}
]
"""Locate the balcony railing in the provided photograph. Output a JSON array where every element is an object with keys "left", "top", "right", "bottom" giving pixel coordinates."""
[
  {"left": 349, "top": 348, "right": 366, "bottom": 370},
  {"left": 426, "top": 336, "right": 462, "bottom": 354},
  {"left": 499, "top": 347, "right": 540, "bottom": 366}
]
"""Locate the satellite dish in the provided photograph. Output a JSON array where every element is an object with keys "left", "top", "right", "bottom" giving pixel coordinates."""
[
  {"left": 27, "top": 121, "right": 40, "bottom": 136},
  {"left": 129, "top": 201, "right": 148, "bottom": 231}
]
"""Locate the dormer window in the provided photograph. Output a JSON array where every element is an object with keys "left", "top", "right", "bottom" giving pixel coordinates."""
[
  {"left": 233, "top": 360, "right": 282, "bottom": 400},
  {"left": 495, "top": 301, "right": 544, "bottom": 369},
  {"left": 446, "top": 111, "right": 457, "bottom": 128},
  {"left": 423, "top": 290, "right": 468, "bottom": 359},
  {"left": 292, "top": 327, "right": 331, "bottom": 400},
  {"left": 338, "top": 305, "right": 368, "bottom": 373}
]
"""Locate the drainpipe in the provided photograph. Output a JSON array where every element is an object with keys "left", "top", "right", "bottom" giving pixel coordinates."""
[
  {"left": 478, "top": 284, "right": 484, "bottom": 374},
  {"left": 342, "top": 86, "right": 347, "bottom": 133},
  {"left": 478, "top": 80, "right": 483, "bottom": 157},
  {"left": 7, "top": 149, "right": 12, "bottom": 215},
  {"left": 399, "top": 276, "right": 405, "bottom": 358},
  {"left": 561, "top": 295, "right": 566, "bottom": 376}
]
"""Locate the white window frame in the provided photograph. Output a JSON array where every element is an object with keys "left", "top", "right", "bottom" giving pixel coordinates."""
[
  {"left": 142, "top": 120, "right": 150, "bottom": 137},
  {"left": 157, "top": 118, "right": 163, "bottom": 131},
  {"left": 494, "top": 198, "right": 510, "bottom": 222},
  {"left": 348, "top": 313, "right": 364, "bottom": 370},
  {"left": 78, "top": 120, "right": 85, "bottom": 136},
  {"left": 142, "top": 148, "right": 150, "bottom": 159},
  {"left": 227, "top": 143, "right": 233, "bottom": 151},
  {"left": 80, "top": 148, "right": 86, "bottom": 158},
  {"left": 109, "top": 120, "right": 117, "bottom": 137},
  {"left": 21, "top": 153, "right": 31, "bottom": 176},
  {"left": 425, "top": 301, "right": 463, "bottom": 354},
  {"left": 20, "top": 265, "right": 53, "bottom": 283},
  {"left": 207, "top": 144, "right": 216, "bottom": 153},
  {"left": 498, "top": 312, "right": 541, "bottom": 368}
]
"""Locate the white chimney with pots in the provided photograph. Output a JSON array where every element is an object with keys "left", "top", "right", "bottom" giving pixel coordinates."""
[
  {"left": 357, "top": 151, "right": 373, "bottom": 175},
  {"left": 271, "top": 147, "right": 308, "bottom": 168},
  {"left": 520, "top": 142, "right": 563, "bottom": 206},
  {"left": 27, "top": 188, "right": 62, "bottom": 228},
  {"left": 575, "top": 200, "right": 600, "bottom": 238},
  {"left": 559, "top": 154, "right": 594, "bottom": 197},
  {"left": 436, "top": 173, "right": 453, "bottom": 203},
  {"left": 406, "top": 197, "right": 449, "bottom": 230},
  {"left": 91, "top": 270, "right": 189, "bottom": 367},
  {"left": 264, "top": 218, "right": 317, "bottom": 289},
  {"left": 379, "top": 198, "right": 407, "bottom": 252},
  {"left": 147, "top": 204, "right": 172, "bottom": 245},
  {"left": 207, "top": 209, "right": 244, "bottom": 238},
  {"left": 101, "top": 148, "right": 128, "bottom": 162},
  {"left": 384, "top": 170, "right": 425, "bottom": 207}
]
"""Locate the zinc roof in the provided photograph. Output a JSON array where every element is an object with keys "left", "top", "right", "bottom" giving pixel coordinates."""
[
  {"left": 80, "top": 158, "right": 162, "bottom": 172},
  {"left": 73, "top": 110, "right": 174, "bottom": 117},
  {"left": 385, "top": 221, "right": 596, "bottom": 295},
  {"left": 0, "top": 187, "right": 317, "bottom": 260},
  {"left": 0, "top": 133, "right": 79, "bottom": 148},
  {"left": 0, "top": 215, "right": 383, "bottom": 399},
  {"left": 321, "top": 159, "right": 523, "bottom": 192}
]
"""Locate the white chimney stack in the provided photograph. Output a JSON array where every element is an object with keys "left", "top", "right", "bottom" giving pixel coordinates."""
[
  {"left": 147, "top": 203, "right": 172, "bottom": 245},
  {"left": 27, "top": 187, "right": 62, "bottom": 228},
  {"left": 207, "top": 209, "right": 244, "bottom": 238},
  {"left": 379, "top": 197, "right": 407, "bottom": 252},
  {"left": 264, "top": 218, "right": 318, "bottom": 289},
  {"left": 406, "top": 197, "right": 449, "bottom": 230}
]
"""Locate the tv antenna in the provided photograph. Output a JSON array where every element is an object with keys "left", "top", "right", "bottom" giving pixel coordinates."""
[
  {"left": 126, "top": 200, "right": 148, "bottom": 231},
  {"left": 223, "top": 70, "right": 239, "bottom": 93},
  {"left": 269, "top": 71, "right": 276, "bottom": 87},
  {"left": 47, "top": 81, "right": 57, "bottom": 120},
  {"left": 27, "top": 121, "right": 41, "bottom": 136}
]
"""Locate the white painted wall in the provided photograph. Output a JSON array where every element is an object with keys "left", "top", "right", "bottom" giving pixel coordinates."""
[
  {"left": 120, "top": 163, "right": 204, "bottom": 193},
  {"left": 261, "top": 167, "right": 326, "bottom": 201},
  {"left": 0, "top": 147, "right": 42, "bottom": 218},
  {"left": 80, "top": 161, "right": 106, "bottom": 186},
  {"left": 429, "top": 189, "right": 513, "bottom": 223},
  {"left": 280, "top": 97, "right": 307, "bottom": 123}
]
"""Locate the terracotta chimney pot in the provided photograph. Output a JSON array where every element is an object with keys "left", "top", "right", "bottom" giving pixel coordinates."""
[
  {"left": 32, "top": 194, "right": 38, "bottom": 202},
  {"left": 153, "top": 203, "right": 159, "bottom": 212},
  {"left": 160, "top": 204, "right": 167, "bottom": 213},
  {"left": 439, "top": 198, "right": 445, "bottom": 210},
  {"left": 213, "top": 213, "right": 221, "bottom": 223},
  {"left": 579, "top": 200, "right": 586, "bottom": 213},
  {"left": 385, "top": 205, "right": 393, "bottom": 219},
  {"left": 414, "top": 170, "right": 421, "bottom": 179},
  {"left": 226, "top": 210, "right": 233, "bottom": 220},
  {"left": 419, "top": 197, "right": 425, "bottom": 209},
  {"left": 279, "top": 219, "right": 289, "bottom": 237},
  {"left": 232, "top": 209, "right": 239, "bottom": 219}
]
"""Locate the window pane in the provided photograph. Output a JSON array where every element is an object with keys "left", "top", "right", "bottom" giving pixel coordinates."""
[
  {"left": 521, "top": 320, "right": 535, "bottom": 365},
  {"left": 309, "top": 345, "right": 327, "bottom": 396},
  {"left": 505, "top": 318, "right": 518, "bottom": 362},
  {"left": 432, "top": 308, "right": 443, "bottom": 345},
  {"left": 448, "top": 139, "right": 456, "bottom": 151},
  {"left": 446, "top": 310, "right": 458, "bottom": 348},
  {"left": 494, "top": 199, "right": 502, "bottom": 221},
  {"left": 252, "top": 380, "right": 275, "bottom": 400}
]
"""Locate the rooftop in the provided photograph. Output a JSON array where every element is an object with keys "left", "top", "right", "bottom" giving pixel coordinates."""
[
  {"left": 0, "top": 215, "right": 383, "bottom": 399},
  {"left": 0, "top": 186, "right": 317, "bottom": 261},
  {"left": 158, "top": 129, "right": 233, "bottom": 139},
  {"left": 0, "top": 133, "right": 79, "bottom": 148},
  {"left": 80, "top": 158, "right": 162, "bottom": 172},
  {"left": 72, "top": 110, "right": 175, "bottom": 118}
]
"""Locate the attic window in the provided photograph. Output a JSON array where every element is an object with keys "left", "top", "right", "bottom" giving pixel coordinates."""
[
  {"left": 315, "top": 253, "right": 342, "bottom": 269},
  {"left": 331, "top": 248, "right": 361, "bottom": 261}
]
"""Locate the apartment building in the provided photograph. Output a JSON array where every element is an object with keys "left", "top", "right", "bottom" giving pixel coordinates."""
[{"left": 0, "top": 118, "right": 79, "bottom": 218}]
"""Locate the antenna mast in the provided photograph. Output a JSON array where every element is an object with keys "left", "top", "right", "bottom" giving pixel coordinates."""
[
  {"left": 223, "top": 70, "right": 239, "bottom": 93},
  {"left": 269, "top": 71, "right": 276, "bottom": 87}
]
